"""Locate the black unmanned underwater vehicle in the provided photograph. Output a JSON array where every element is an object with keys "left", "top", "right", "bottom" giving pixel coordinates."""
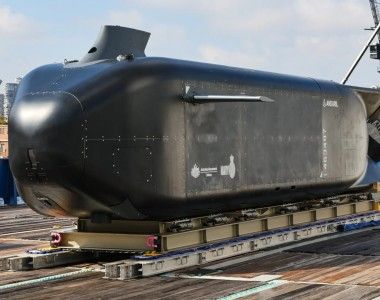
[{"left": 8, "top": 26, "right": 380, "bottom": 221}]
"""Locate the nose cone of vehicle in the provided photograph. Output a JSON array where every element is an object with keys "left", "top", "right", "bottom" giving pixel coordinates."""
[{"left": 9, "top": 91, "right": 84, "bottom": 184}]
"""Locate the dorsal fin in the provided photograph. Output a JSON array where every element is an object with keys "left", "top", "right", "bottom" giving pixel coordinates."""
[{"left": 80, "top": 26, "right": 150, "bottom": 63}]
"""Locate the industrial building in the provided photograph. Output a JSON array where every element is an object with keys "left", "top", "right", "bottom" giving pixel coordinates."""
[
  {"left": 0, "top": 94, "right": 4, "bottom": 117},
  {"left": 0, "top": 125, "right": 8, "bottom": 158},
  {"left": 3, "top": 77, "right": 21, "bottom": 120},
  {"left": 0, "top": 79, "right": 4, "bottom": 117}
]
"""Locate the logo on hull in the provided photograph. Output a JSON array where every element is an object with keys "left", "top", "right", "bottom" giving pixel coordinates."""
[
  {"left": 323, "top": 99, "right": 339, "bottom": 108},
  {"left": 190, "top": 155, "right": 236, "bottom": 179},
  {"left": 191, "top": 164, "right": 201, "bottom": 178}
]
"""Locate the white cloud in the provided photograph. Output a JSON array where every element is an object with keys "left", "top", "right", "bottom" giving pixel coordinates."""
[
  {"left": 295, "top": 0, "right": 369, "bottom": 33},
  {"left": 197, "top": 44, "right": 266, "bottom": 69},
  {"left": 0, "top": 5, "right": 38, "bottom": 38},
  {"left": 0, "top": 4, "right": 44, "bottom": 88},
  {"left": 106, "top": 9, "right": 144, "bottom": 28},
  {"left": 0, "top": 1, "right": 378, "bottom": 87},
  {"left": 108, "top": 0, "right": 378, "bottom": 84},
  {"left": 133, "top": 0, "right": 370, "bottom": 35},
  {"left": 99, "top": 9, "right": 189, "bottom": 58}
]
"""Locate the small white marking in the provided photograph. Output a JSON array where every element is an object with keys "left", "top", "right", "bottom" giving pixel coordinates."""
[
  {"left": 201, "top": 167, "right": 218, "bottom": 173},
  {"left": 321, "top": 128, "right": 328, "bottom": 178},
  {"left": 191, "top": 164, "right": 218, "bottom": 178},
  {"left": 221, "top": 155, "right": 236, "bottom": 179},
  {"left": 185, "top": 85, "right": 190, "bottom": 94},
  {"left": 323, "top": 99, "right": 339, "bottom": 108},
  {"left": 191, "top": 164, "right": 200, "bottom": 178}
]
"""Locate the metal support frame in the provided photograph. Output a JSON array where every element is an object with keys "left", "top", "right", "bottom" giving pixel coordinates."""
[
  {"left": 57, "top": 231, "right": 153, "bottom": 251},
  {"left": 341, "top": 21, "right": 380, "bottom": 84},
  {"left": 0, "top": 251, "right": 89, "bottom": 271},
  {"left": 2, "top": 211, "right": 379, "bottom": 275},
  {"left": 104, "top": 211, "right": 380, "bottom": 279},
  {"left": 54, "top": 197, "right": 379, "bottom": 253},
  {"left": 1, "top": 194, "right": 380, "bottom": 278}
]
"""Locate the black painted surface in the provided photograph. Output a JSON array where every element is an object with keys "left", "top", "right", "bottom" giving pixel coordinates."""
[{"left": 7, "top": 26, "right": 374, "bottom": 220}]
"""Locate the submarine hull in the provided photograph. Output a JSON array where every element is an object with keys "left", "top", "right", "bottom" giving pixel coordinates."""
[{"left": 9, "top": 56, "right": 369, "bottom": 220}]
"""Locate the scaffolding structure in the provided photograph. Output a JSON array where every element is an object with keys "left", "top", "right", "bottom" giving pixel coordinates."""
[
  {"left": 368, "top": 1, "right": 380, "bottom": 71},
  {"left": 369, "top": 0, "right": 380, "bottom": 31}
]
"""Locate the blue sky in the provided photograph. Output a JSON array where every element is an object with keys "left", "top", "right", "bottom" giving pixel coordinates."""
[{"left": 0, "top": 0, "right": 380, "bottom": 92}]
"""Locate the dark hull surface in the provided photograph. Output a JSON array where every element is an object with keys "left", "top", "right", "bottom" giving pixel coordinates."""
[{"left": 8, "top": 26, "right": 375, "bottom": 221}]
